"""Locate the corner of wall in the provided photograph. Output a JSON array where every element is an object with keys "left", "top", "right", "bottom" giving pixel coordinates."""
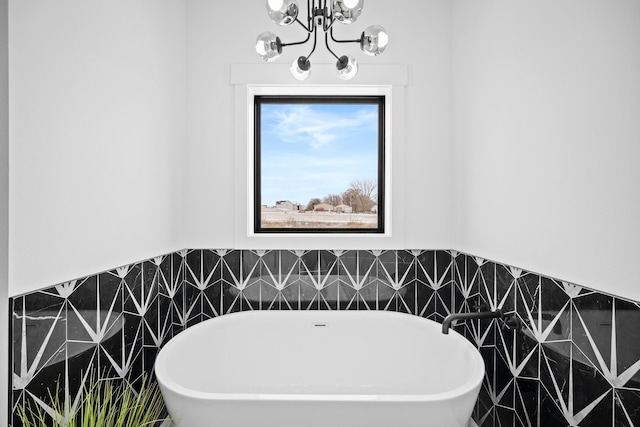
[{"left": 1, "top": 0, "right": 10, "bottom": 424}]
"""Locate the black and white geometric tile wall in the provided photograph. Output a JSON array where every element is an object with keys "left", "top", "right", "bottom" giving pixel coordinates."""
[
  {"left": 10, "top": 249, "right": 640, "bottom": 427},
  {"left": 453, "top": 253, "right": 640, "bottom": 427}
]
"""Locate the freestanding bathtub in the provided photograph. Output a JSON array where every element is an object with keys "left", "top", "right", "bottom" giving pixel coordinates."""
[{"left": 155, "top": 311, "right": 484, "bottom": 427}]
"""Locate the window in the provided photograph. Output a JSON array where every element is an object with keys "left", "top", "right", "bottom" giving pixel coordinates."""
[{"left": 254, "top": 95, "right": 385, "bottom": 233}]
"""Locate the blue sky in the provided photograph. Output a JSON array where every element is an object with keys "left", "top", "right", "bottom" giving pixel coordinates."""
[{"left": 259, "top": 102, "right": 379, "bottom": 207}]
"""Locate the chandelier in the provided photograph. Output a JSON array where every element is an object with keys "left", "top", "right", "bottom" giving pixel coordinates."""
[{"left": 255, "top": 0, "right": 389, "bottom": 80}]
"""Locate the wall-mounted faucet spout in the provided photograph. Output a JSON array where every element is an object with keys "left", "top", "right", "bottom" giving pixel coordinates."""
[
  {"left": 442, "top": 308, "right": 523, "bottom": 334},
  {"left": 442, "top": 309, "right": 504, "bottom": 334}
]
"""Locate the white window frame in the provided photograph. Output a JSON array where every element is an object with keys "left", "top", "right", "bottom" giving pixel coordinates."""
[{"left": 232, "top": 63, "right": 407, "bottom": 250}]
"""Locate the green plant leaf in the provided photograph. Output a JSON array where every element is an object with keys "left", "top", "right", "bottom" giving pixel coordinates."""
[{"left": 15, "top": 369, "right": 169, "bottom": 427}]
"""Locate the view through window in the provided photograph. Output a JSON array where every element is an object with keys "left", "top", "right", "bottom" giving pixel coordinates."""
[{"left": 254, "top": 95, "right": 385, "bottom": 233}]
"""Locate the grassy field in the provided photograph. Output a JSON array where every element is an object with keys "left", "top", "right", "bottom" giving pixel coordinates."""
[{"left": 261, "top": 210, "right": 377, "bottom": 229}]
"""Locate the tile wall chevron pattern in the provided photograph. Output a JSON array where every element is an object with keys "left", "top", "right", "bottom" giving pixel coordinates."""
[{"left": 9, "top": 249, "right": 640, "bottom": 427}]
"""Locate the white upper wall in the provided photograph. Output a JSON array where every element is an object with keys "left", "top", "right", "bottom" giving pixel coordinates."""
[
  {"left": 452, "top": 0, "right": 640, "bottom": 300},
  {"left": 8, "top": 0, "right": 639, "bottom": 303},
  {"left": 183, "top": 0, "right": 454, "bottom": 250},
  {"left": 8, "top": 0, "right": 186, "bottom": 296}
]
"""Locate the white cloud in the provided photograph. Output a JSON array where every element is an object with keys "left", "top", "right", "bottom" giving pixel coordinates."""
[{"left": 267, "top": 105, "right": 377, "bottom": 150}]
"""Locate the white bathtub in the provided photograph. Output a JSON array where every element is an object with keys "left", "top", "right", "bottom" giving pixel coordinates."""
[{"left": 155, "top": 311, "right": 484, "bottom": 427}]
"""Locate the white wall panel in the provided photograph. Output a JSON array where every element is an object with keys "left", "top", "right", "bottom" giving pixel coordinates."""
[
  {"left": 452, "top": 0, "right": 640, "bottom": 300},
  {"left": 8, "top": 0, "right": 187, "bottom": 296}
]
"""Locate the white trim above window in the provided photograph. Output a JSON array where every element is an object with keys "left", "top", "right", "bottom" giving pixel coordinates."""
[
  {"left": 230, "top": 63, "right": 408, "bottom": 86},
  {"left": 232, "top": 64, "right": 408, "bottom": 250}
]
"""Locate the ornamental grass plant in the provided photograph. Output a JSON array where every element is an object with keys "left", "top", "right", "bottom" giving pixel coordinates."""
[{"left": 16, "top": 371, "right": 168, "bottom": 427}]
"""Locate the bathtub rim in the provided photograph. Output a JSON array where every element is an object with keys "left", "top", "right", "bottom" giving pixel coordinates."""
[{"left": 155, "top": 310, "right": 485, "bottom": 403}]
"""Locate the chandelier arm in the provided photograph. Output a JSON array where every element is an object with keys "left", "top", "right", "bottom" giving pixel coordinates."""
[
  {"left": 280, "top": 31, "right": 312, "bottom": 48},
  {"left": 324, "top": 32, "right": 341, "bottom": 61},
  {"left": 308, "top": 24, "right": 320, "bottom": 59},
  {"left": 322, "top": 0, "right": 338, "bottom": 32},
  {"left": 308, "top": 0, "right": 313, "bottom": 24},
  {"left": 329, "top": 27, "right": 363, "bottom": 44},
  {"left": 324, "top": 18, "right": 336, "bottom": 32},
  {"left": 293, "top": 16, "right": 312, "bottom": 33},
  {"left": 321, "top": 0, "right": 331, "bottom": 32},
  {"left": 284, "top": 0, "right": 318, "bottom": 46}
]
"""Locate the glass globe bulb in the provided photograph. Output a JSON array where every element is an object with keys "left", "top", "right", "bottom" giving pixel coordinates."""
[
  {"left": 290, "top": 56, "right": 311, "bottom": 80},
  {"left": 266, "top": 0, "right": 298, "bottom": 26},
  {"left": 255, "top": 32, "right": 282, "bottom": 62},
  {"left": 336, "top": 55, "right": 358, "bottom": 80},
  {"left": 332, "top": 0, "right": 363, "bottom": 24},
  {"left": 267, "top": 0, "right": 284, "bottom": 9},
  {"left": 360, "top": 25, "right": 388, "bottom": 56}
]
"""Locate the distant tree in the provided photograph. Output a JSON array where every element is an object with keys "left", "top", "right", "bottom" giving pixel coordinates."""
[
  {"left": 306, "top": 197, "right": 321, "bottom": 211},
  {"left": 350, "top": 179, "right": 377, "bottom": 201},
  {"left": 341, "top": 188, "right": 358, "bottom": 211},
  {"left": 322, "top": 194, "right": 342, "bottom": 206},
  {"left": 340, "top": 188, "right": 367, "bottom": 213},
  {"left": 342, "top": 180, "right": 377, "bottom": 213}
]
